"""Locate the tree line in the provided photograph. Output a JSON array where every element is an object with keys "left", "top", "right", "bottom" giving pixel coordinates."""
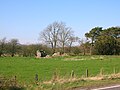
[
  {"left": 0, "top": 38, "right": 52, "bottom": 57},
  {"left": 85, "top": 27, "right": 120, "bottom": 55},
  {"left": 40, "top": 21, "right": 120, "bottom": 55},
  {"left": 0, "top": 21, "right": 120, "bottom": 57}
]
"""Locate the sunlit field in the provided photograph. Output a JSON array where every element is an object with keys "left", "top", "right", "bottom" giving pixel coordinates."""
[{"left": 0, "top": 55, "right": 120, "bottom": 84}]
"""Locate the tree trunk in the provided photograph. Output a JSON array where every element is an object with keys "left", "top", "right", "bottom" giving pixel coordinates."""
[
  {"left": 69, "top": 42, "right": 72, "bottom": 53},
  {"left": 62, "top": 42, "right": 65, "bottom": 54},
  {"left": 83, "top": 46, "right": 86, "bottom": 55},
  {"left": 90, "top": 38, "right": 94, "bottom": 55}
]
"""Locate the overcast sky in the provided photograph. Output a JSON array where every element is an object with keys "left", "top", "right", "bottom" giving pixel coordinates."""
[{"left": 0, "top": 0, "right": 120, "bottom": 44}]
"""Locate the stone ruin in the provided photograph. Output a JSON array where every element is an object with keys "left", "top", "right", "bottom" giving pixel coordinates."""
[
  {"left": 36, "top": 50, "right": 68, "bottom": 58},
  {"left": 36, "top": 50, "right": 47, "bottom": 58},
  {"left": 36, "top": 50, "right": 41, "bottom": 58},
  {"left": 52, "top": 52, "right": 68, "bottom": 57},
  {"left": 52, "top": 52, "right": 60, "bottom": 57}
]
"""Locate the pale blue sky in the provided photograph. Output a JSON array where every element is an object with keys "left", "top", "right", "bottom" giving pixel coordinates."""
[{"left": 0, "top": 0, "right": 120, "bottom": 44}]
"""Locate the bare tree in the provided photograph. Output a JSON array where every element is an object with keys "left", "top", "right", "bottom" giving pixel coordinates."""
[
  {"left": 40, "top": 21, "right": 75, "bottom": 53},
  {"left": 67, "top": 36, "right": 79, "bottom": 53},
  {"left": 78, "top": 38, "right": 90, "bottom": 55},
  {"left": 58, "top": 24, "right": 74, "bottom": 53},
  {"left": 40, "top": 22, "right": 61, "bottom": 53}
]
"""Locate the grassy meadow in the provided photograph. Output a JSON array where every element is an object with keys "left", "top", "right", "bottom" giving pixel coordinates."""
[
  {"left": 0, "top": 55, "right": 120, "bottom": 90},
  {"left": 0, "top": 55, "right": 120, "bottom": 83}
]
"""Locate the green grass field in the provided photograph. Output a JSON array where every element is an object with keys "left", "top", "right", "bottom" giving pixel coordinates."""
[{"left": 0, "top": 55, "right": 120, "bottom": 84}]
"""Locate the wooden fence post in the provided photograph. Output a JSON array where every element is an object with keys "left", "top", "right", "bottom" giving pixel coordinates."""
[
  {"left": 35, "top": 74, "right": 38, "bottom": 81},
  {"left": 86, "top": 69, "right": 88, "bottom": 77},
  {"left": 71, "top": 70, "right": 74, "bottom": 78}
]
